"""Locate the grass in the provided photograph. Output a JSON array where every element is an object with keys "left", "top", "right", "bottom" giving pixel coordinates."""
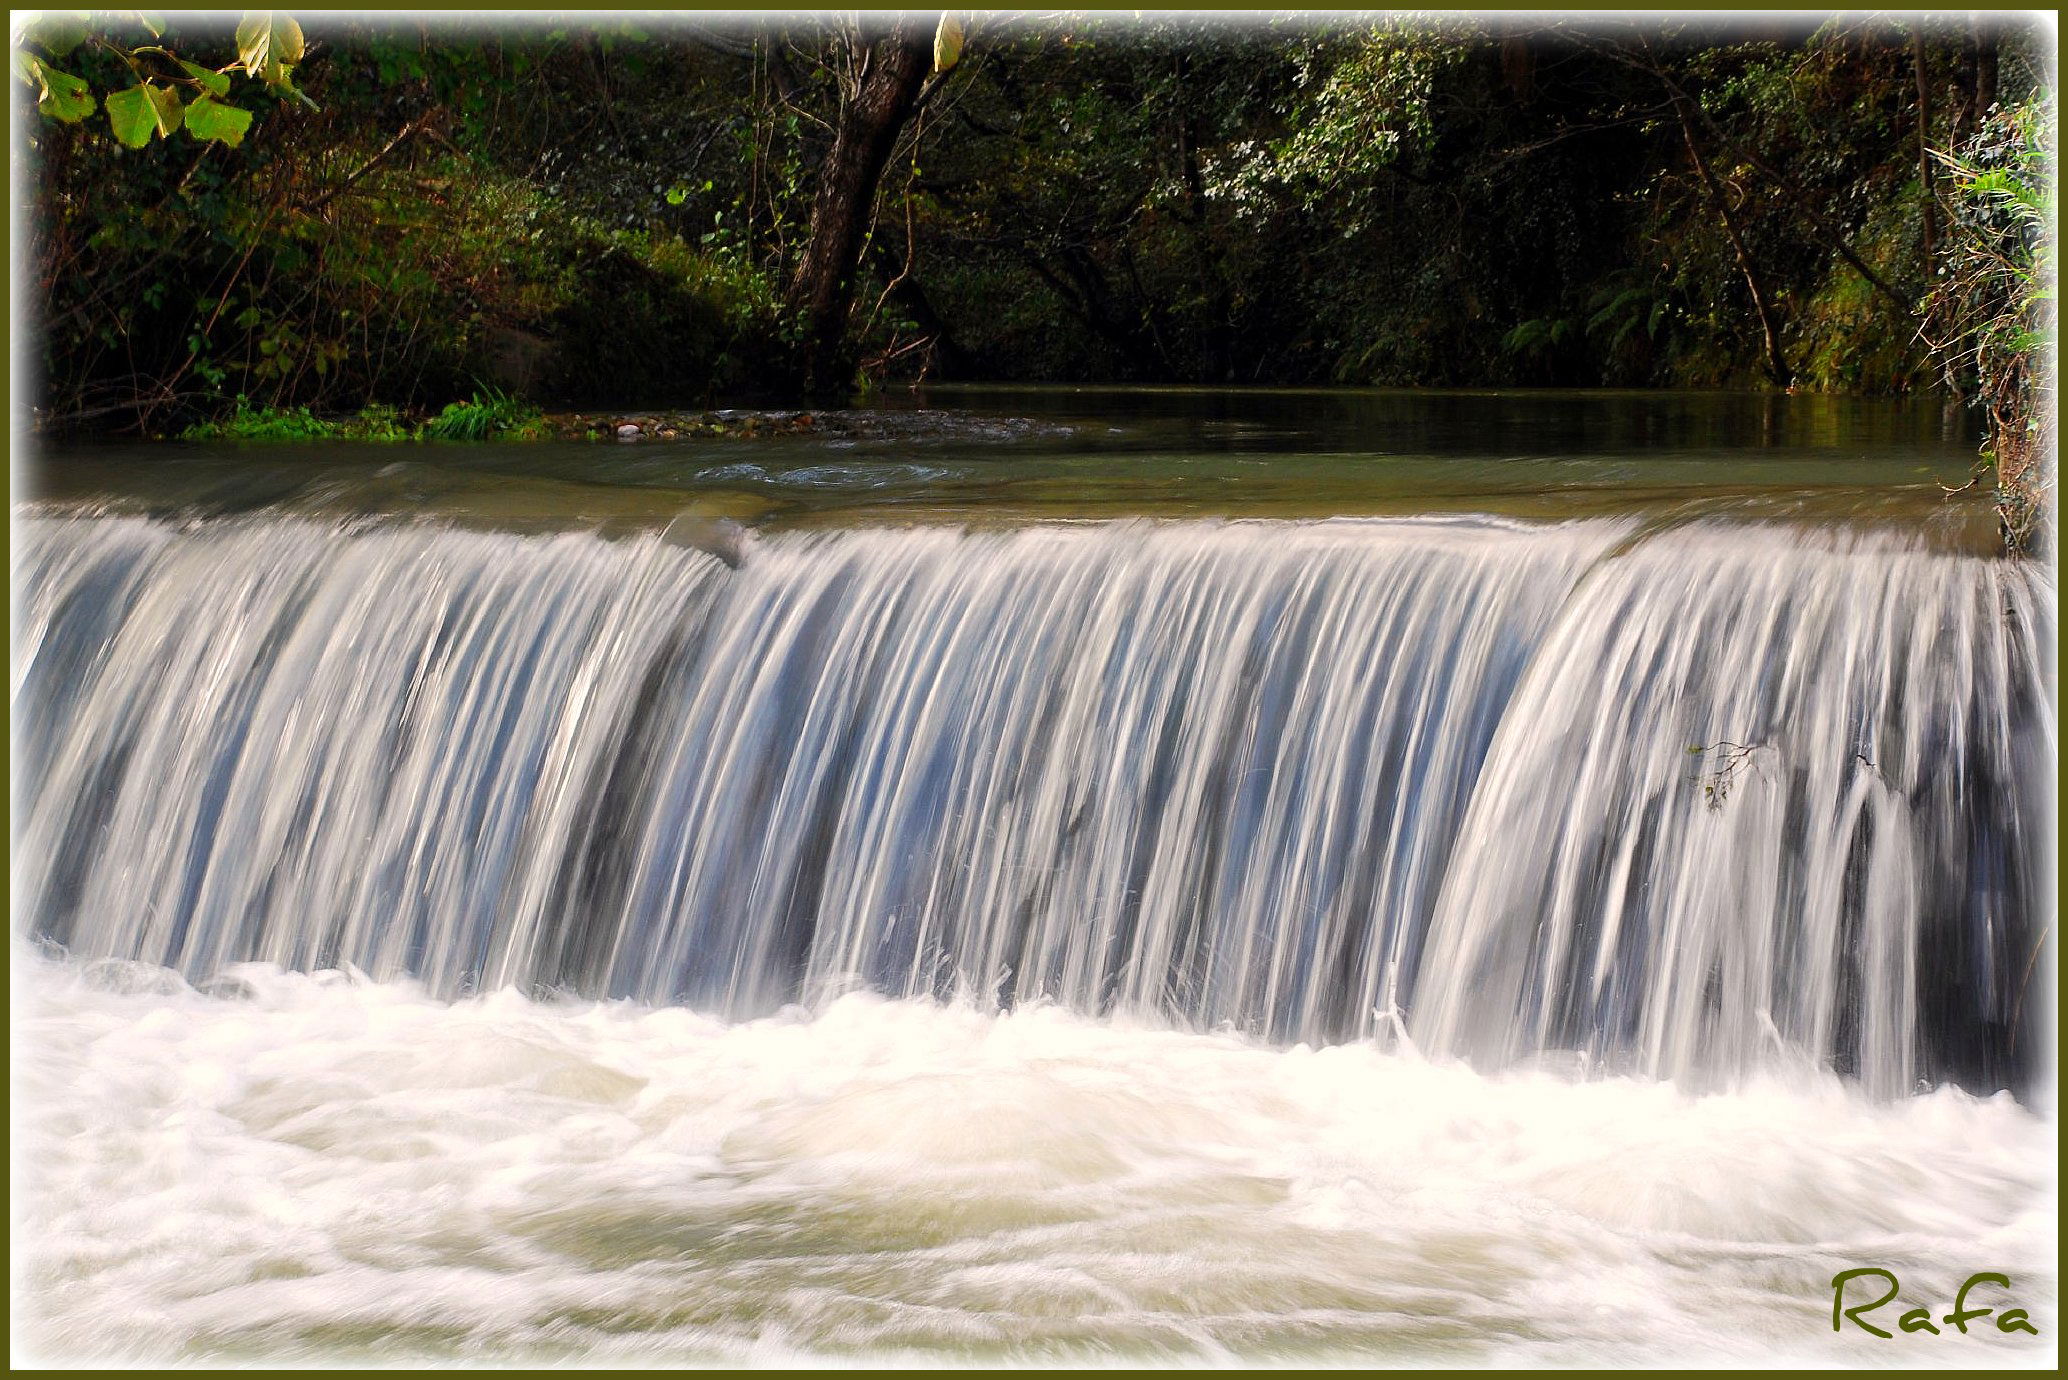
[
  {"left": 180, "top": 391, "right": 545, "bottom": 443},
  {"left": 419, "top": 388, "right": 548, "bottom": 442},
  {"left": 180, "top": 401, "right": 413, "bottom": 442}
]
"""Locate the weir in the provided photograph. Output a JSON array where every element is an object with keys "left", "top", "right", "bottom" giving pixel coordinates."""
[{"left": 12, "top": 513, "right": 2053, "bottom": 1097}]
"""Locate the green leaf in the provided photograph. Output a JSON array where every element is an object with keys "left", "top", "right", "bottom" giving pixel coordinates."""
[
  {"left": 148, "top": 83, "right": 185, "bottom": 134},
  {"left": 106, "top": 84, "right": 183, "bottom": 147},
  {"left": 183, "top": 95, "right": 254, "bottom": 147},
  {"left": 30, "top": 13, "right": 91, "bottom": 58},
  {"left": 178, "top": 60, "right": 232, "bottom": 98},
  {"left": 235, "top": 10, "right": 305, "bottom": 87},
  {"left": 105, "top": 87, "right": 155, "bottom": 147},
  {"left": 1502, "top": 319, "right": 1551, "bottom": 352},
  {"left": 30, "top": 59, "right": 96, "bottom": 123},
  {"left": 933, "top": 14, "right": 964, "bottom": 74}
]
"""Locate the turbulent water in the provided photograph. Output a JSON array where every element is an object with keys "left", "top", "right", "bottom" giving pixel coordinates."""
[
  {"left": 14, "top": 958, "right": 2056, "bottom": 1367},
  {"left": 11, "top": 508, "right": 2057, "bottom": 1365}
]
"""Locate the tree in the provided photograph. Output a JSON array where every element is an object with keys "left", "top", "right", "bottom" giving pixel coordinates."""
[{"left": 785, "top": 13, "right": 955, "bottom": 397}]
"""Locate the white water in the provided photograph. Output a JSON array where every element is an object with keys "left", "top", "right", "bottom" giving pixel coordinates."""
[
  {"left": 14, "top": 514, "right": 2052, "bottom": 1091},
  {"left": 13, "top": 957, "right": 2055, "bottom": 1367},
  {"left": 11, "top": 510, "right": 2057, "bottom": 1364},
  {"left": 1418, "top": 524, "right": 2054, "bottom": 1097}
]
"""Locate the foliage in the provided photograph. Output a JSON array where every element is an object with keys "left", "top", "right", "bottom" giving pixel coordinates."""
[
  {"left": 893, "top": 16, "right": 2047, "bottom": 395},
  {"left": 1210, "top": 20, "right": 1467, "bottom": 225},
  {"left": 12, "top": 8, "right": 306, "bottom": 151},
  {"left": 1925, "top": 93, "right": 2057, "bottom": 552},
  {"left": 21, "top": 17, "right": 787, "bottom": 433},
  {"left": 419, "top": 387, "right": 545, "bottom": 441},
  {"left": 179, "top": 391, "right": 544, "bottom": 442},
  {"left": 15, "top": 10, "right": 2055, "bottom": 478},
  {"left": 1928, "top": 95, "right": 2056, "bottom": 390},
  {"left": 180, "top": 398, "right": 411, "bottom": 441}
]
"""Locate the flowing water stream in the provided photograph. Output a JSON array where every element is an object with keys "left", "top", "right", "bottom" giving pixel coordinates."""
[{"left": 11, "top": 390, "right": 2056, "bottom": 1365}]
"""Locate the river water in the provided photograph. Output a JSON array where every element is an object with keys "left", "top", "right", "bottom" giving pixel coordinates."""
[{"left": 11, "top": 389, "right": 2056, "bottom": 1365}]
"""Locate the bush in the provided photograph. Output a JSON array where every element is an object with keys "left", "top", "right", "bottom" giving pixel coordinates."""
[
  {"left": 22, "top": 19, "right": 786, "bottom": 435},
  {"left": 1925, "top": 93, "right": 2056, "bottom": 554}
]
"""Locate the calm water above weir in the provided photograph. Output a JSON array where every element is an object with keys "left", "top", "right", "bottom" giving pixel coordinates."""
[
  {"left": 28, "top": 386, "right": 1994, "bottom": 533},
  {"left": 13, "top": 390, "right": 2054, "bottom": 1367}
]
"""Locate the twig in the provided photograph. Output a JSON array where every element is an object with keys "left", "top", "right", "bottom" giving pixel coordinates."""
[{"left": 301, "top": 115, "right": 429, "bottom": 215}]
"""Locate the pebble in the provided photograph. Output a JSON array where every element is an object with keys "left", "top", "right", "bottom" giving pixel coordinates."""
[{"left": 616, "top": 423, "right": 641, "bottom": 440}]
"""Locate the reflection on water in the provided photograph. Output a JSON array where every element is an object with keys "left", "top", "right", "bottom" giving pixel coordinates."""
[
  {"left": 916, "top": 384, "right": 1981, "bottom": 456},
  {"left": 23, "top": 388, "right": 1994, "bottom": 544}
]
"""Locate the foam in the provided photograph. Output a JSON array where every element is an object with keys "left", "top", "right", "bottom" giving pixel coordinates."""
[{"left": 14, "top": 956, "right": 2056, "bottom": 1367}]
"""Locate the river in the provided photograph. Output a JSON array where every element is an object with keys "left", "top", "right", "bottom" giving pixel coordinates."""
[{"left": 11, "top": 388, "right": 2055, "bottom": 1365}]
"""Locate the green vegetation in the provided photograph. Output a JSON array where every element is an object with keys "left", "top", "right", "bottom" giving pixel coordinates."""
[
  {"left": 177, "top": 389, "right": 544, "bottom": 443},
  {"left": 20, "top": 13, "right": 794, "bottom": 436},
  {"left": 419, "top": 388, "right": 547, "bottom": 442},
  {"left": 180, "top": 399, "right": 410, "bottom": 441},
  {"left": 15, "top": 9, "right": 301, "bottom": 148},
  {"left": 13, "top": 12, "right": 2055, "bottom": 541},
  {"left": 1924, "top": 95, "right": 2056, "bottom": 554}
]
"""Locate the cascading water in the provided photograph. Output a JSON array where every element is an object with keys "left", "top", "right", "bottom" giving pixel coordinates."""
[
  {"left": 13, "top": 510, "right": 2052, "bottom": 1097},
  {"left": 1417, "top": 525, "right": 2053, "bottom": 1098}
]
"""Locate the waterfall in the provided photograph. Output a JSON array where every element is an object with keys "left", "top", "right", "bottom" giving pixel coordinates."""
[
  {"left": 11, "top": 512, "right": 2052, "bottom": 1095},
  {"left": 1412, "top": 525, "right": 2053, "bottom": 1097}
]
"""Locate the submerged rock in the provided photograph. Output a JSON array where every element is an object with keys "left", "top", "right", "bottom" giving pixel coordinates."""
[{"left": 659, "top": 513, "right": 749, "bottom": 567}]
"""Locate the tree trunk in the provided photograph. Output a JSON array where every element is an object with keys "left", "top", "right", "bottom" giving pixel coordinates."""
[
  {"left": 1498, "top": 21, "right": 1536, "bottom": 105},
  {"left": 788, "top": 17, "right": 936, "bottom": 399},
  {"left": 1913, "top": 29, "right": 1938, "bottom": 269},
  {"left": 1952, "top": 16, "right": 1985, "bottom": 148}
]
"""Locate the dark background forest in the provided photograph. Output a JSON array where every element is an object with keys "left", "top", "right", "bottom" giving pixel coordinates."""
[{"left": 15, "top": 11, "right": 2055, "bottom": 536}]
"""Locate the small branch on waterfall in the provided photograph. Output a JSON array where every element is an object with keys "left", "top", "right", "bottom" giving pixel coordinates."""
[
  {"left": 1685, "top": 740, "right": 1769, "bottom": 810},
  {"left": 2008, "top": 925, "right": 2050, "bottom": 1058},
  {"left": 1938, "top": 458, "right": 1993, "bottom": 494}
]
